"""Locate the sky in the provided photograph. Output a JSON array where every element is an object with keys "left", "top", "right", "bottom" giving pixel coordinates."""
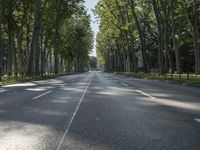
[{"left": 84, "top": 0, "right": 99, "bottom": 57}]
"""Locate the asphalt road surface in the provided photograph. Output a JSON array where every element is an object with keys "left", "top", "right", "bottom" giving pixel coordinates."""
[{"left": 0, "top": 71, "right": 200, "bottom": 150}]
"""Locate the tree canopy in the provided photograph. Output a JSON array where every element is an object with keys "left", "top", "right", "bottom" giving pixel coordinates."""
[
  {"left": 89, "top": 56, "right": 97, "bottom": 70},
  {"left": 0, "top": 0, "right": 93, "bottom": 78},
  {"left": 95, "top": 0, "right": 200, "bottom": 74}
]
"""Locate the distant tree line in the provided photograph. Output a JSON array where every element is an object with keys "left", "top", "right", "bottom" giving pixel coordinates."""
[
  {"left": 0, "top": 0, "right": 93, "bottom": 78},
  {"left": 95, "top": 0, "right": 200, "bottom": 74},
  {"left": 89, "top": 56, "right": 97, "bottom": 70}
]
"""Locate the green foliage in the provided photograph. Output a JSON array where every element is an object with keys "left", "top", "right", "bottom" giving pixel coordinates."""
[
  {"left": 0, "top": 0, "right": 93, "bottom": 77},
  {"left": 95, "top": 0, "right": 200, "bottom": 74},
  {"left": 89, "top": 56, "right": 97, "bottom": 70}
]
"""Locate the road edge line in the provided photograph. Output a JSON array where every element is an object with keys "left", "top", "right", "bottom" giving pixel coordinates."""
[{"left": 56, "top": 75, "right": 93, "bottom": 150}]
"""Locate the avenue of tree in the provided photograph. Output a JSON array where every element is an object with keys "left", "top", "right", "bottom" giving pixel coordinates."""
[
  {"left": 95, "top": 0, "right": 200, "bottom": 74},
  {"left": 0, "top": 0, "right": 93, "bottom": 78}
]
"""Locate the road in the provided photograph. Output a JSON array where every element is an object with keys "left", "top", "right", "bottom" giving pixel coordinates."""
[{"left": 0, "top": 71, "right": 200, "bottom": 150}]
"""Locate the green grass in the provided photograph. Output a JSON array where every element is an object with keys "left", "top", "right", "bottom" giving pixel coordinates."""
[
  {"left": 0, "top": 76, "right": 41, "bottom": 85},
  {"left": 0, "top": 73, "right": 72, "bottom": 85},
  {"left": 114, "top": 72, "right": 200, "bottom": 85}
]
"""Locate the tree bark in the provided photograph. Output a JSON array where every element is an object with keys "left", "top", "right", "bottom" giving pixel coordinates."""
[
  {"left": 7, "top": 0, "right": 14, "bottom": 76},
  {"left": 0, "top": 0, "right": 3, "bottom": 78},
  {"left": 17, "top": 33, "right": 23, "bottom": 75},
  {"left": 163, "top": 0, "right": 174, "bottom": 73},
  {"left": 129, "top": 0, "right": 150, "bottom": 73},
  {"left": 54, "top": 0, "right": 62, "bottom": 74},
  {"left": 27, "top": 0, "right": 41, "bottom": 75},
  {"left": 172, "top": 16, "right": 182, "bottom": 73},
  {"left": 190, "top": 2, "right": 200, "bottom": 74},
  {"left": 171, "top": 1, "right": 181, "bottom": 73},
  {"left": 125, "top": 1, "right": 138, "bottom": 72},
  {"left": 152, "top": 0, "right": 165, "bottom": 74}
]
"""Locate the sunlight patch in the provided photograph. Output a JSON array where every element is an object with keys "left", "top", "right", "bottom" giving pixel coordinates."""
[
  {"left": 3, "top": 82, "right": 36, "bottom": 88},
  {"left": 97, "top": 91, "right": 121, "bottom": 96},
  {"left": 26, "top": 86, "right": 54, "bottom": 92},
  {"left": 0, "top": 121, "right": 54, "bottom": 150}
]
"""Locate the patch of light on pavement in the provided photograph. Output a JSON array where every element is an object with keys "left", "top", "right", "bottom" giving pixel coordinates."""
[
  {"left": 97, "top": 91, "right": 121, "bottom": 96},
  {"left": 74, "top": 83, "right": 88, "bottom": 85},
  {"left": 50, "top": 97, "right": 73, "bottom": 104},
  {"left": 156, "top": 99, "right": 200, "bottom": 112},
  {"left": 108, "top": 87, "right": 134, "bottom": 92},
  {"left": 0, "top": 121, "right": 54, "bottom": 150},
  {"left": 33, "top": 79, "right": 64, "bottom": 85},
  {"left": 3, "top": 82, "right": 36, "bottom": 88},
  {"left": 92, "top": 87, "right": 103, "bottom": 90},
  {"left": 0, "top": 89, "right": 6, "bottom": 93},
  {"left": 25, "top": 86, "right": 54, "bottom": 92},
  {"left": 51, "top": 99, "right": 70, "bottom": 104},
  {"left": 61, "top": 87, "right": 84, "bottom": 93},
  {"left": 194, "top": 119, "right": 200, "bottom": 123}
]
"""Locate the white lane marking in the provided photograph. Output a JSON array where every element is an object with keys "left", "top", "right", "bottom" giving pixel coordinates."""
[
  {"left": 136, "top": 90, "right": 156, "bottom": 100},
  {"left": 56, "top": 76, "right": 93, "bottom": 150},
  {"left": 0, "top": 90, "right": 6, "bottom": 93},
  {"left": 194, "top": 119, "right": 200, "bottom": 123},
  {"left": 121, "top": 83, "right": 128, "bottom": 87},
  {"left": 61, "top": 83, "right": 68, "bottom": 87},
  {"left": 32, "top": 90, "right": 52, "bottom": 100}
]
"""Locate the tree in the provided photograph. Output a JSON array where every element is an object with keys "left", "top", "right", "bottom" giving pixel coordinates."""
[
  {"left": 95, "top": 0, "right": 200, "bottom": 75},
  {"left": 0, "top": 0, "right": 3, "bottom": 79},
  {"left": 89, "top": 56, "right": 97, "bottom": 70},
  {"left": 187, "top": 0, "right": 200, "bottom": 74},
  {"left": 27, "top": 0, "right": 41, "bottom": 75},
  {"left": 0, "top": 0, "right": 93, "bottom": 78}
]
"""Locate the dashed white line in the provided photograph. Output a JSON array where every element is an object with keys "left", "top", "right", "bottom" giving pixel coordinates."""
[
  {"left": 121, "top": 83, "right": 128, "bottom": 87},
  {"left": 56, "top": 76, "right": 93, "bottom": 150},
  {"left": 136, "top": 90, "right": 156, "bottom": 100},
  {"left": 61, "top": 83, "right": 68, "bottom": 87},
  {"left": 0, "top": 90, "right": 6, "bottom": 93},
  {"left": 32, "top": 90, "right": 52, "bottom": 100},
  {"left": 194, "top": 119, "right": 200, "bottom": 123}
]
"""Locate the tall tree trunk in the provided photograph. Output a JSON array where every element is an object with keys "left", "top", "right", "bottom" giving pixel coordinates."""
[
  {"left": 190, "top": 2, "right": 200, "bottom": 74},
  {"left": 163, "top": 0, "right": 174, "bottom": 73},
  {"left": 49, "top": 51, "right": 52, "bottom": 73},
  {"left": 172, "top": 17, "right": 182, "bottom": 73},
  {"left": 13, "top": 40, "right": 18, "bottom": 78},
  {"left": 129, "top": 0, "right": 150, "bottom": 73},
  {"left": 7, "top": 0, "right": 14, "bottom": 76},
  {"left": 40, "top": 35, "right": 44, "bottom": 76},
  {"left": 17, "top": 33, "right": 23, "bottom": 75},
  {"left": 54, "top": 1, "right": 62, "bottom": 74},
  {"left": 23, "top": 0, "right": 30, "bottom": 74},
  {"left": 41, "top": 31, "right": 49, "bottom": 76},
  {"left": 152, "top": 0, "right": 165, "bottom": 74},
  {"left": 27, "top": 0, "right": 41, "bottom": 75},
  {"left": 0, "top": 0, "right": 3, "bottom": 78},
  {"left": 125, "top": 1, "right": 138, "bottom": 72},
  {"left": 171, "top": 1, "right": 181, "bottom": 73},
  {"left": 128, "top": 20, "right": 137, "bottom": 72}
]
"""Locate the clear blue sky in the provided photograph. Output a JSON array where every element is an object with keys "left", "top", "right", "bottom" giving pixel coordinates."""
[{"left": 85, "top": 0, "right": 99, "bottom": 56}]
